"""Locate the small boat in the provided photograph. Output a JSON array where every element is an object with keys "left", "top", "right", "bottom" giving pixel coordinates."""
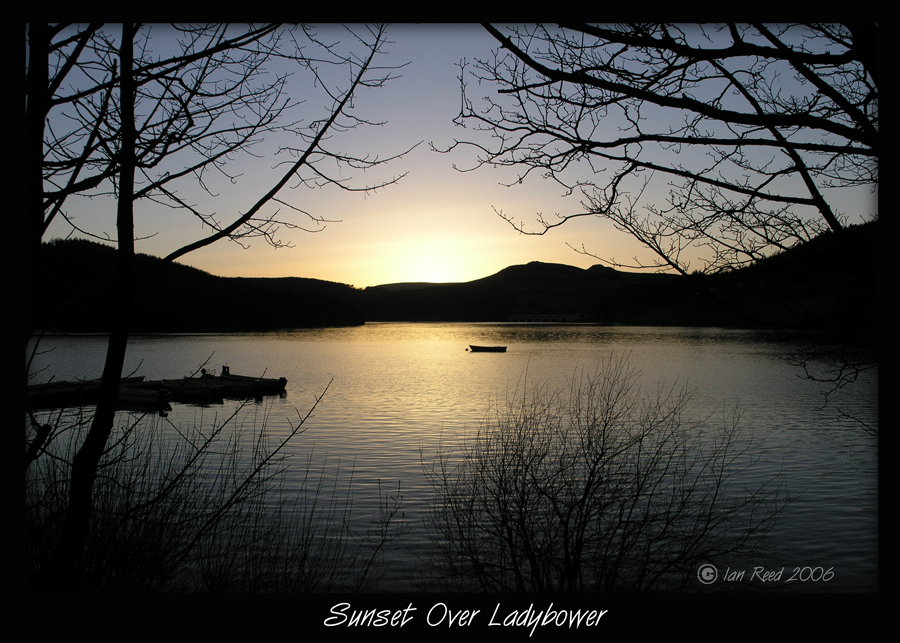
[
  {"left": 199, "top": 365, "right": 288, "bottom": 397},
  {"left": 164, "top": 378, "right": 224, "bottom": 399},
  {"left": 116, "top": 386, "right": 172, "bottom": 412},
  {"left": 468, "top": 345, "right": 507, "bottom": 353},
  {"left": 27, "top": 376, "right": 150, "bottom": 409}
]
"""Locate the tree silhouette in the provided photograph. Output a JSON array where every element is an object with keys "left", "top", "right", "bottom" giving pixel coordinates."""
[
  {"left": 424, "top": 356, "right": 788, "bottom": 592},
  {"left": 443, "top": 23, "right": 877, "bottom": 276},
  {"left": 26, "top": 23, "right": 413, "bottom": 584}
]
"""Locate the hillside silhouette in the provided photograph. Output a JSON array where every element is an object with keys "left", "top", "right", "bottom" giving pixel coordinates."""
[
  {"left": 364, "top": 220, "right": 876, "bottom": 330},
  {"left": 34, "top": 221, "right": 876, "bottom": 333},
  {"left": 35, "top": 239, "right": 365, "bottom": 332}
]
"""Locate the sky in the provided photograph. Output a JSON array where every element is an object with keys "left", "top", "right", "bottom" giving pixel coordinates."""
[
  {"left": 45, "top": 24, "right": 878, "bottom": 289},
  {"left": 183, "top": 23, "right": 638, "bottom": 288}
]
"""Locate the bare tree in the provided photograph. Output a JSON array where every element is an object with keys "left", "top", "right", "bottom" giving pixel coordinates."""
[
  {"left": 26, "top": 23, "right": 413, "bottom": 584},
  {"left": 27, "top": 390, "right": 408, "bottom": 590},
  {"left": 442, "top": 23, "right": 877, "bottom": 276},
  {"left": 422, "top": 355, "right": 787, "bottom": 592},
  {"left": 28, "top": 24, "right": 411, "bottom": 305}
]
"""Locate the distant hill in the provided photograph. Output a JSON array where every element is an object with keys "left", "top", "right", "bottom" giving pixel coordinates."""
[
  {"left": 34, "top": 239, "right": 365, "bottom": 332},
  {"left": 33, "top": 221, "right": 877, "bottom": 332},
  {"left": 694, "top": 219, "right": 878, "bottom": 330},
  {"left": 363, "top": 260, "right": 681, "bottom": 323},
  {"left": 363, "top": 221, "right": 877, "bottom": 329}
]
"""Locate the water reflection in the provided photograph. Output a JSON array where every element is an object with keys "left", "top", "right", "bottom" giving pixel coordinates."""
[{"left": 28, "top": 323, "right": 877, "bottom": 591}]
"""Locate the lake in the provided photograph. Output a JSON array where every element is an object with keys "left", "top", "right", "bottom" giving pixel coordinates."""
[{"left": 27, "top": 323, "right": 878, "bottom": 592}]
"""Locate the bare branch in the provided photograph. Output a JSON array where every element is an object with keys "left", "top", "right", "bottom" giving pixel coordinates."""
[{"left": 444, "top": 23, "right": 877, "bottom": 276}]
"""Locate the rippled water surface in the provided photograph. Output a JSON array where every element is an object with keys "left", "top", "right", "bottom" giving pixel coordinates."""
[{"left": 29, "top": 323, "right": 878, "bottom": 591}]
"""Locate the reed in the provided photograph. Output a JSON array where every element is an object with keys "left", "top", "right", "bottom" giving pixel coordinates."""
[
  {"left": 25, "top": 385, "right": 406, "bottom": 592},
  {"left": 422, "top": 353, "right": 788, "bottom": 592}
]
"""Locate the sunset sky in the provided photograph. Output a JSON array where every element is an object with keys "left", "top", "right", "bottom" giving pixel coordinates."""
[
  {"left": 46, "top": 24, "right": 878, "bottom": 289},
  {"left": 171, "top": 23, "right": 638, "bottom": 288}
]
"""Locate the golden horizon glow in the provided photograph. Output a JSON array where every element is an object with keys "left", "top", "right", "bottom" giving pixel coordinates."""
[{"left": 48, "top": 25, "right": 879, "bottom": 290}]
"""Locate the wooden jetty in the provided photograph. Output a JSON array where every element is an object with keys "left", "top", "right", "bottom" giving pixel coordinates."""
[{"left": 27, "top": 366, "right": 287, "bottom": 410}]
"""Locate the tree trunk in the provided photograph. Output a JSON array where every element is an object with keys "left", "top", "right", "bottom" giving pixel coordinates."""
[
  {"left": 25, "top": 24, "right": 51, "bottom": 349},
  {"left": 53, "top": 23, "right": 138, "bottom": 586}
]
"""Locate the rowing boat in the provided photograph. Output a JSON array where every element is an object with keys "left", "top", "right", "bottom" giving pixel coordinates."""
[{"left": 199, "top": 365, "right": 288, "bottom": 396}]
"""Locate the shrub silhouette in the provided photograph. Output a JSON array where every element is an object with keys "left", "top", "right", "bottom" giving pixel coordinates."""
[
  {"left": 423, "top": 354, "right": 787, "bottom": 592},
  {"left": 26, "top": 392, "right": 405, "bottom": 591}
]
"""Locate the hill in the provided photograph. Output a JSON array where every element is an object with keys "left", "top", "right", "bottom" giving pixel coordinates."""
[
  {"left": 33, "top": 221, "right": 877, "bottom": 332},
  {"left": 362, "top": 260, "right": 682, "bottom": 323},
  {"left": 34, "top": 239, "right": 365, "bottom": 332},
  {"left": 364, "top": 221, "right": 877, "bottom": 330}
]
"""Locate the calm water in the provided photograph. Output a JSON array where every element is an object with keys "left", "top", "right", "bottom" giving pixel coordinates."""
[{"left": 28, "top": 323, "right": 878, "bottom": 591}]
